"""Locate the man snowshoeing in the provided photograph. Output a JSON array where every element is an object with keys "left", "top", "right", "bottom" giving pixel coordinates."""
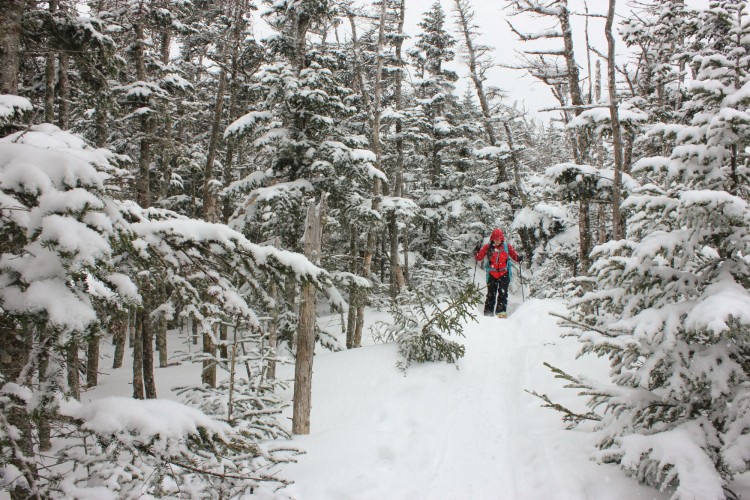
[{"left": 474, "top": 228, "right": 521, "bottom": 318}]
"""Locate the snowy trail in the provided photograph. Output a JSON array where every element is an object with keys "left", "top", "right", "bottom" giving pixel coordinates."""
[{"left": 281, "top": 297, "right": 666, "bottom": 500}]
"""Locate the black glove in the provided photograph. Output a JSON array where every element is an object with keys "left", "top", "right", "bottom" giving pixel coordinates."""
[
  {"left": 473, "top": 243, "right": 481, "bottom": 254},
  {"left": 518, "top": 255, "right": 523, "bottom": 263}
]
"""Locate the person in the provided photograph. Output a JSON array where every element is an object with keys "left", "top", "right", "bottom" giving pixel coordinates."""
[{"left": 474, "top": 228, "right": 521, "bottom": 318}]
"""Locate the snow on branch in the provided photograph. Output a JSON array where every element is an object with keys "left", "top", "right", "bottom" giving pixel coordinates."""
[
  {"left": 601, "top": 422, "right": 726, "bottom": 500},
  {"left": 60, "top": 396, "right": 230, "bottom": 443},
  {"left": 506, "top": 20, "right": 563, "bottom": 42},
  {"left": 0, "top": 95, "right": 33, "bottom": 123},
  {"left": 224, "top": 111, "right": 274, "bottom": 139},
  {"left": 475, "top": 144, "right": 511, "bottom": 159}
]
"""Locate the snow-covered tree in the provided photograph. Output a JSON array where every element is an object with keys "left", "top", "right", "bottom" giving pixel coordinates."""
[
  {"left": 372, "top": 283, "right": 481, "bottom": 370},
  {"left": 0, "top": 123, "right": 334, "bottom": 497},
  {"left": 554, "top": 3, "right": 750, "bottom": 497}
]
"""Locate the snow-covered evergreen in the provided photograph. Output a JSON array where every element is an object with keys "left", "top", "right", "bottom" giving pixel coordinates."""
[
  {"left": 556, "top": 3, "right": 750, "bottom": 498},
  {"left": 3, "top": 0, "right": 750, "bottom": 498}
]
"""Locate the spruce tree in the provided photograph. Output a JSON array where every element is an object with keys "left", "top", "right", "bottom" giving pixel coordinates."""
[{"left": 554, "top": 2, "right": 750, "bottom": 497}]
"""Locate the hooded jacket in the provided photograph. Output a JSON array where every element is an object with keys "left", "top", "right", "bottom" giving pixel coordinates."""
[{"left": 475, "top": 229, "right": 519, "bottom": 279}]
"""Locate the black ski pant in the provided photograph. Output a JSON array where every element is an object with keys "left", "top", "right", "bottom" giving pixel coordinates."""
[{"left": 484, "top": 273, "right": 510, "bottom": 316}]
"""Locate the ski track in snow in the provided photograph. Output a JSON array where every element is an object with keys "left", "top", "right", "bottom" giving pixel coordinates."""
[{"left": 282, "top": 296, "right": 667, "bottom": 500}]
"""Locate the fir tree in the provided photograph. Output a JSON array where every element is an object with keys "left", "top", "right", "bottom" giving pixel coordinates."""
[{"left": 554, "top": 3, "right": 750, "bottom": 497}]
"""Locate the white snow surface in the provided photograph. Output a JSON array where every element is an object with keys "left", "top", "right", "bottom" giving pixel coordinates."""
[
  {"left": 281, "top": 297, "right": 669, "bottom": 500},
  {"left": 80, "top": 287, "right": 750, "bottom": 499}
]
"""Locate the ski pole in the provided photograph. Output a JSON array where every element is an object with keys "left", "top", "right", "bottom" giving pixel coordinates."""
[{"left": 519, "top": 261, "right": 525, "bottom": 302}]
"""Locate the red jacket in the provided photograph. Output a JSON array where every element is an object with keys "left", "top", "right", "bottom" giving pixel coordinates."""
[{"left": 475, "top": 241, "right": 519, "bottom": 279}]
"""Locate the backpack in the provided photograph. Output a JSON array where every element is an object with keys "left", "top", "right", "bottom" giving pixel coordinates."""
[{"left": 483, "top": 241, "right": 513, "bottom": 283}]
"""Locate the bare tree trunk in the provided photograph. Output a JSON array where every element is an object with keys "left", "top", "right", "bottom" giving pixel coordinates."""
[
  {"left": 346, "top": 226, "right": 359, "bottom": 348},
  {"left": 160, "top": 23, "right": 171, "bottom": 63},
  {"left": 388, "top": 216, "right": 405, "bottom": 296},
  {"left": 348, "top": 13, "right": 372, "bottom": 113},
  {"left": 131, "top": 18, "right": 159, "bottom": 399},
  {"left": 141, "top": 311, "right": 156, "bottom": 398},
  {"left": 45, "top": 0, "right": 58, "bottom": 123},
  {"left": 0, "top": 0, "right": 24, "bottom": 94},
  {"left": 454, "top": 0, "right": 496, "bottom": 145},
  {"left": 132, "top": 312, "right": 144, "bottom": 399},
  {"left": 454, "top": 0, "right": 516, "bottom": 190},
  {"left": 128, "top": 309, "right": 136, "bottom": 348},
  {"left": 222, "top": 0, "right": 250, "bottom": 222},
  {"left": 37, "top": 342, "right": 51, "bottom": 451},
  {"left": 355, "top": 0, "right": 388, "bottom": 344},
  {"left": 86, "top": 334, "right": 99, "bottom": 387},
  {"left": 595, "top": 60, "right": 607, "bottom": 244},
  {"left": 158, "top": 29, "right": 173, "bottom": 202},
  {"left": 57, "top": 52, "right": 70, "bottom": 130},
  {"left": 606, "top": 0, "right": 625, "bottom": 240},
  {"left": 559, "top": 0, "right": 585, "bottom": 150},
  {"left": 394, "top": 0, "right": 408, "bottom": 290},
  {"left": 95, "top": 98, "right": 108, "bottom": 147},
  {"left": 503, "top": 121, "right": 526, "bottom": 206},
  {"left": 219, "top": 323, "right": 228, "bottom": 359},
  {"left": 285, "top": 276, "right": 297, "bottom": 351},
  {"left": 583, "top": 0, "right": 593, "bottom": 104},
  {"left": 157, "top": 315, "right": 168, "bottom": 367},
  {"left": 353, "top": 302, "right": 365, "bottom": 348},
  {"left": 293, "top": 195, "right": 327, "bottom": 435},
  {"left": 403, "top": 219, "right": 410, "bottom": 285},
  {"left": 555, "top": 1, "right": 594, "bottom": 264},
  {"left": 67, "top": 343, "right": 80, "bottom": 399},
  {"left": 92, "top": 0, "right": 110, "bottom": 146},
  {"left": 202, "top": 324, "right": 217, "bottom": 387},
  {"left": 112, "top": 314, "right": 127, "bottom": 369},
  {"left": 579, "top": 199, "right": 591, "bottom": 273},
  {"left": 134, "top": 21, "right": 150, "bottom": 208},
  {"left": 203, "top": 69, "right": 226, "bottom": 222}
]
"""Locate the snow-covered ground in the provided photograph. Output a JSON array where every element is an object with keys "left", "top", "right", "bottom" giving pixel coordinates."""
[
  {"left": 83, "top": 289, "right": 750, "bottom": 499},
  {"left": 280, "top": 297, "right": 667, "bottom": 500}
]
